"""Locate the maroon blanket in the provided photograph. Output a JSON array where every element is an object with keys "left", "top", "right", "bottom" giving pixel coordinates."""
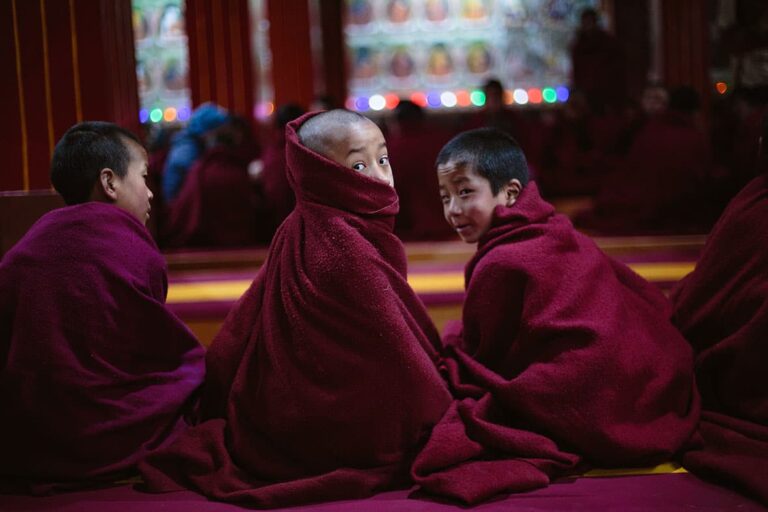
[
  {"left": 412, "top": 183, "right": 700, "bottom": 504},
  {"left": 140, "top": 112, "right": 452, "bottom": 507},
  {"left": 0, "top": 202, "right": 205, "bottom": 493},
  {"left": 671, "top": 174, "right": 768, "bottom": 505}
]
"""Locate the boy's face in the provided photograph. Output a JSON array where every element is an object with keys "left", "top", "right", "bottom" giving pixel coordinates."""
[
  {"left": 113, "top": 138, "right": 153, "bottom": 224},
  {"left": 437, "top": 161, "right": 511, "bottom": 243},
  {"left": 324, "top": 121, "right": 394, "bottom": 187}
]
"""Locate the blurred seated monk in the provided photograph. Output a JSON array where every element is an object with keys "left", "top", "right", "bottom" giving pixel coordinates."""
[
  {"left": 259, "top": 103, "right": 305, "bottom": 236},
  {"left": 535, "top": 90, "right": 624, "bottom": 197},
  {"left": 576, "top": 85, "right": 715, "bottom": 234},
  {"left": 139, "top": 110, "right": 451, "bottom": 507},
  {"left": 386, "top": 100, "right": 455, "bottom": 240},
  {"left": 570, "top": 7, "right": 626, "bottom": 110},
  {"left": 670, "top": 114, "right": 768, "bottom": 506},
  {"left": 162, "top": 102, "right": 231, "bottom": 202},
  {"left": 162, "top": 116, "right": 262, "bottom": 248},
  {"left": 0, "top": 122, "right": 205, "bottom": 494},
  {"left": 411, "top": 128, "right": 700, "bottom": 505},
  {"left": 465, "top": 78, "right": 533, "bottom": 154}
]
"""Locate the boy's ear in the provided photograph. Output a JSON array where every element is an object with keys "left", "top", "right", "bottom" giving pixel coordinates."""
[
  {"left": 98, "top": 168, "right": 119, "bottom": 201},
  {"left": 504, "top": 179, "right": 522, "bottom": 206}
]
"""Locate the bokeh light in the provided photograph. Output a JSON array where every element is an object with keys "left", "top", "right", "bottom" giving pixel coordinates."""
[
  {"left": 369, "top": 94, "right": 386, "bottom": 111},
  {"left": 470, "top": 90, "right": 486, "bottom": 107},
  {"left": 426, "top": 92, "right": 442, "bottom": 108},
  {"left": 149, "top": 108, "right": 163, "bottom": 123},
  {"left": 542, "top": 88, "right": 557, "bottom": 103},
  {"left": 556, "top": 86, "right": 570, "bottom": 102},
  {"left": 440, "top": 91, "right": 457, "bottom": 108},
  {"left": 512, "top": 89, "right": 528, "bottom": 105},
  {"left": 163, "top": 107, "right": 177, "bottom": 122}
]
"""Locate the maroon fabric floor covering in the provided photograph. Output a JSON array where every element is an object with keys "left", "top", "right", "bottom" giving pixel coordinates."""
[{"left": 3, "top": 473, "right": 765, "bottom": 511}]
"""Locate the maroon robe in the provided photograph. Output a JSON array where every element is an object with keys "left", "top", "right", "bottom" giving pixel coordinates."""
[
  {"left": 162, "top": 146, "right": 257, "bottom": 248},
  {"left": 260, "top": 132, "right": 295, "bottom": 233},
  {"left": 581, "top": 113, "right": 713, "bottom": 234},
  {"left": 0, "top": 202, "right": 205, "bottom": 494},
  {"left": 387, "top": 124, "right": 455, "bottom": 241},
  {"left": 412, "top": 182, "right": 700, "bottom": 504},
  {"left": 671, "top": 174, "right": 768, "bottom": 506},
  {"left": 139, "top": 113, "right": 452, "bottom": 507}
]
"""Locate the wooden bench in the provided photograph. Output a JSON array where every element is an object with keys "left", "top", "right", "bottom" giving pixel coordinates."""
[{"left": 0, "top": 190, "right": 64, "bottom": 258}]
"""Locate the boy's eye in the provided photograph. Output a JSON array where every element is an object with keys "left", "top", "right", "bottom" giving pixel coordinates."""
[
  {"left": 379, "top": 156, "right": 389, "bottom": 166},
  {"left": 352, "top": 162, "right": 366, "bottom": 171},
  {"left": 459, "top": 188, "right": 472, "bottom": 196}
]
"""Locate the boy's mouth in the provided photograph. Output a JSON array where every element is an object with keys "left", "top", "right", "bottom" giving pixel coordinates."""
[{"left": 455, "top": 224, "right": 471, "bottom": 233}]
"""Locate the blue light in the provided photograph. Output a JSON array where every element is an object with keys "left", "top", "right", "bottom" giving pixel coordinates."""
[
  {"left": 139, "top": 109, "right": 149, "bottom": 124},
  {"left": 556, "top": 86, "right": 570, "bottom": 102},
  {"left": 426, "top": 92, "right": 442, "bottom": 108},
  {"left": 355, "top": 97, "right": 370, "bottom": 111},
  {"left": 177, "top": 107, "right": 191, "bottom": 121}
]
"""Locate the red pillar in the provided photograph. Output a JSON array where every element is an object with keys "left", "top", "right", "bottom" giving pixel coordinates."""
[
  {"left": 267, "top": 0, "right": 315, "bottom": 109},
  {"left": 186, "top": 0, "right": 255, "bottom": 118},
  {"left": 659, "top": 0, "right": 711, "bottom": 112},
  {"left": 0, "top": 0, "right": 139, "bottom": 192},
  {"left": 318, "top": 0, "right": 347, "bottom": 107}
]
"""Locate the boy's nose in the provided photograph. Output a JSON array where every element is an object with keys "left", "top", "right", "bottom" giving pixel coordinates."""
[
  {"left": 447, "top": 197, "right": 461, "bottom": 215},
  {"left": 372, "top": 165, "right": 393, "bottom": 186}
]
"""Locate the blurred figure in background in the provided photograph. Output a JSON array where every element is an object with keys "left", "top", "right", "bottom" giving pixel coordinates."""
[
  {"left": 570, "top": 8, "right": 626, "bottom": 112},
  {"left": 259, "top": 103, "right": 306, "bottom": 235},
  {"left": 577, "top": 84, "right": 714, "bottom": 234},
  {"left": 386, "top": 100, "right": 455, "bottom": 240},
  {"left": 162, "top": 102, "right": 231, "bottom": 202},
  {"left": 162, "top": 115, "right": 262, "bottom": 248}
]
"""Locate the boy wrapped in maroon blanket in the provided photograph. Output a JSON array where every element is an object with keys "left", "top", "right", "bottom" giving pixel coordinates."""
[
  {"left": 671, "top": 170, "right": 768, "bottom": 505},
  {"left": 139, "top": 110, "right": 451, "bottom": 507},
  {"left": 0, "top": 122, "right": 205, "bottom": 493},
  {"left": 413, "top": 128, "right": 700, "bottom": 504}
]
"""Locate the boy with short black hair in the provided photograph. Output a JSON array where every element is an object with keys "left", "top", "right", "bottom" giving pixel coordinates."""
[
  {"left": 0, "top": 121, "right": 204, "bottom": 493},
  {"left": 413, "top": 127, "right": 700, "bottom": 505},
  {"left": 140, "top": 110, "right": 450, "bottom": 508}
]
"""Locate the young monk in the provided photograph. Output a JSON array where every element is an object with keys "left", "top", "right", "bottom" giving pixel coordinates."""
[
  {"left": 411, "top": 128, "right": 700, "bottom": 504},
  {"left": 670, "top": 117, "right": 768, "bottom": 506},
  {"left": 139, "top": 110, "right": 451, "bottom": 507},
  {"left": 0, "top": 122, "right": 205, "bottom": 493}
]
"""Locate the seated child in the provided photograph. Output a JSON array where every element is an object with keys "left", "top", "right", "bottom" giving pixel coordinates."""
[
  {"left": 411, "top": 128, "right": 700, "bottom": 505},
  {"left": 0, "top": 122, "right": 205, "bottom": 493},
  {"left": 139, "top": 110, "right": 451, "bottom": 507},
  {"left": 670, "top": 121, "right": 768, "bottom": 506}
]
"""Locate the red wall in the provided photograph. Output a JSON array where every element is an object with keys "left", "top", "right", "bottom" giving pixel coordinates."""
[{"left": 0, "top": 0, "right": 139, "bottom": 192}]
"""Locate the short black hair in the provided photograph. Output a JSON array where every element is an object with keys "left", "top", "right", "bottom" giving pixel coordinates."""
[
  {"left": 436, "top": 128, "right": 529, "bottom": 194},
  {"left": 50, "top": 121, "right": 141, "bottom": 205}
]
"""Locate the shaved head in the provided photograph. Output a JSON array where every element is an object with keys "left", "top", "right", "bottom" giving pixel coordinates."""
[{"left": 298, "top": 109, "right": 373, "bottom": 158}]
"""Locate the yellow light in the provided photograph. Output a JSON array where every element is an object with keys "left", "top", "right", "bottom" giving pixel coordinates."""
[{"left": 163, "top": 107, "right": 177, "bottom": 122}]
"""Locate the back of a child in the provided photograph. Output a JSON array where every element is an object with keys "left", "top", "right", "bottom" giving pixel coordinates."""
[{"left": 0, "top": 122, "right": 205, "bottom": 493}]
